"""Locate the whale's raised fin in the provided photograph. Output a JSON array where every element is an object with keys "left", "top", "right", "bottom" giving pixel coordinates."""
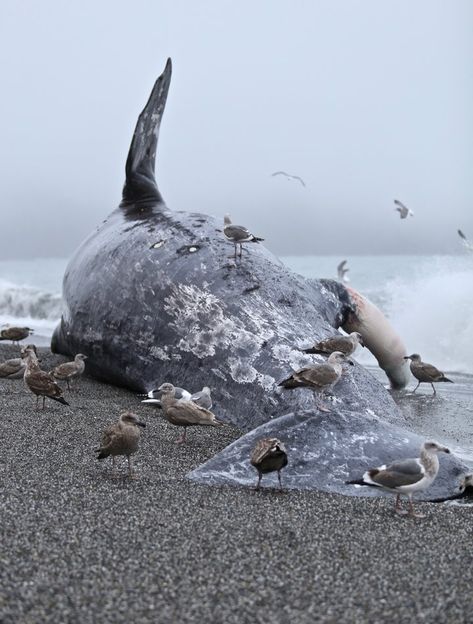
[{"left": 121, "top": 58, "right": 172, "bottom": 205}]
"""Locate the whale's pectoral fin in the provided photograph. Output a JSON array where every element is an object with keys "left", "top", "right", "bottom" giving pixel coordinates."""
[
  {"left": 341, "top": 286, "right": 410, "bottom": 390},
  {"left": 122, "top": 58, "right": 172, "bottom": 205}
]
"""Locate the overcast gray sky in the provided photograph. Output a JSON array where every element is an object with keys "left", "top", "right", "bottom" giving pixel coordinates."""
[{"left": 1, "top": 0, "right": 472, "bottom": 259}]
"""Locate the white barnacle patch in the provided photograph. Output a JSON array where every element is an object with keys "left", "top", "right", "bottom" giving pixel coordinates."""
[
  {"left": 134, "top": 262, "right": 144, "bottom": 273},
  {"left": 271, "top": 344, "right": 313, "bottom": 370},
  {"left": 149, "top": 346, "right": 170, "bottom": 361},
  {"left": 228, "top": 357, "right": 258, "bottom": 384}
]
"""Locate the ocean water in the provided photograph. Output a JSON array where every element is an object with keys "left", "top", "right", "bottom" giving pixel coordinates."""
[{"left": 1, "top": 253, "right": 472, "bottom": 464}]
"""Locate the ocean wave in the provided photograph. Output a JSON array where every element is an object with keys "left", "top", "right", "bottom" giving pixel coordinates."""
[
  {"left": 0, "top": 279, "right": 62, "bottom": 321},
  {"left": 359, "top": 258, "right": 473, "bottom": 374}
]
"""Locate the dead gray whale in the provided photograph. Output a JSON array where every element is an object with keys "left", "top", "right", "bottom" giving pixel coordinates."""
[{"left": 52, "top": 59, "right": 467, "bottom": 499}]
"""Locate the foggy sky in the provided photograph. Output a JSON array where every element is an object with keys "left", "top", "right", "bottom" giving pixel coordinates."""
[{"left": 1, "top": 0, "right": 472, "bottom": 259}]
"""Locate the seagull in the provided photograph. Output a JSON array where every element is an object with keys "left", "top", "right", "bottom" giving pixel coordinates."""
[
  {"left": 458, "top": 229, "right": 473, "bottom": 252},
  {"left": 95, "top": 411, "right": 146, "bottom": 478},
  {"left": 459, "top": 473, "right": 473, "bottom": 493},
  {"left": 346, "top": 441, "right": 450, "bottom": 518},
  {"left": 250, "top": 438, "right": 288, "bottom": 491},
  {"left": 22, "top": 347, "right": 69, "bottom": 409},
  {"left": 51, "top": 354, "right": 88, "bottom": 391},
  {"left": 0, "top": 326, "right": 34, "bottom": 344},
  {"left": 337, "top": 260, "right": 349, "bottom": 283},
  {"left": 279, "top": 351, "right": 352, "bottom": 412},
  {"left": 271, "top": 171, "right": 306, "bottom": 187},
  {"left": 223, "top": 215, "right": 264, "bottom": 261},
  {"left": 157, "top": 382, "right": 223, "bottom": 444},
  {"left": 189, "top": 386, "right": 213, "bottom": 410},
  {"left": 140, "top": 385, "right": 212, "bottom": 409},
  {"left": 404, "top": 354, "right": 453, "bottom": 394},
  {"left": 0, "top": 356, "right": 26, "bottom": 379},
  {"left": 394, "top": 199, "right": 414, "bottom": 219},
  {"left": 302, "top": 332, "right": 364, "bottom": 357}
]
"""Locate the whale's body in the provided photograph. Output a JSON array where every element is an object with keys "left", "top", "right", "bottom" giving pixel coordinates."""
[{"left": 52, "top": 59, "right": 467, "bottom": 499}]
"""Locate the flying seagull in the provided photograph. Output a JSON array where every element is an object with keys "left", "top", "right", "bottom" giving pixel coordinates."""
[
  {"left": 271, "top": 171, "right": 306, "bottom": 187},
  {"left": 346, "top": 441, "right": 450, "bottom": 518},
  {"left": 223, "top": 215, "right": 264, "bottom": 261},
  {"left": 458, "top": 229, "right": 473, "bottom": 252},
  {"left": 337, "top": 260, "right": 349, "bottom": 283},
  {"left": 394, "top": 199, "right": 414, "bottom": 219}
]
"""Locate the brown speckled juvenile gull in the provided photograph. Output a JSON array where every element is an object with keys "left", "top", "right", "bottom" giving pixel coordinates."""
[
  {"left": 347, "top": 441, "right": 450, "bottom": 518},
  {"left": 223, "top": 214, "right": 264, "bottom": 261},
  {"left": 404, "top": 353, "right": 453, "bottom": 394},
  {"left": 158, "top": 382, "right": 223, "bottom": 444},
  {"left": 95, "top": 411, "right": 146, "bottom": 478},
  {"left": 22, "top": 349, "right": 69, "bottom": 409},
  {"left": 0, "top": 326, "right": 33, "bottom": 344},
  {"left": 279, "top": 351, "right": 352, "bottom": 412},
  {"left": 52, "top": 353, "right": 88, "bottom": 391},
  {"left": 303, "top": 331, "right": 364, "bottom": 356},
  {"left": 250, "top": 438, "right": 288, "bottom": 491},
  {"left": 0, "top": 356, "right": 26, "bottom": 379}
]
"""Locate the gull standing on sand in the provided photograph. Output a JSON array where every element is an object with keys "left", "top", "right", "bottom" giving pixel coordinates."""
[
  {"left": 223, "top": 215, "right": 264, "bottom": 261},
  {"left": 95, "top": 411, "right": 146, "bottom": 478},
  {"left": 394, "top": 199, "right": 414, "bottom": 219},
  {"left": 158, "top": 382, "right": 223, "bottom": 444},
  {"left": 302, "top": 332, "right": 364, "bottom": 357},
  {"left": 22, "top": 347, "right": 69, "bottom": 409},
  {"left": 404, "top": 354, "right": 453, "bottom": 394},
  {"left": 250, "top": 438, "right": 288, "bottom": 491},
  {"left": 141, "top": 385, "right": 212, "bottom": 409},
  {"left": 337, "top": 260, "right": 350, "bottom": 283},
  {"left": 0, "top": 326, "right": 34, "bottom": 344},
  {"left": 0, "top": 355, "right": 27, "bottom": 379},
  {"left": 52, "top": 354, "right": 88, "bottom": 391},
  {"left": 279, "top": 351, "right": 352, "bottom": 412},
  {"left": 347, "top": 441, "right": 450, "bottom": 518},
  {"left": 271, "top": 171, "right": 306, "bottom": 187}
]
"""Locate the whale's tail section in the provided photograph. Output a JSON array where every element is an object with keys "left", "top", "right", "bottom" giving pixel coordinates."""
[{"left": 121, "top": 58, "right": 172, "bottom": 205}]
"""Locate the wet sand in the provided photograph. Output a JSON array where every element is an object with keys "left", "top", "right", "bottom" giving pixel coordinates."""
[{"left": 1, "top": 345, "right": 472, "bottom": 623}]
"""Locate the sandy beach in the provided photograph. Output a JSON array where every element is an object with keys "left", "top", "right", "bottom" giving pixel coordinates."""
[{"left": 1, "top": 344, "right": 472, "bottom": 623}]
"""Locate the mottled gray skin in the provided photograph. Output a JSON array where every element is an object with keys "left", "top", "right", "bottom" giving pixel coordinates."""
[{"left": 52, "top": 59, "right": 467, "bottom": 499}]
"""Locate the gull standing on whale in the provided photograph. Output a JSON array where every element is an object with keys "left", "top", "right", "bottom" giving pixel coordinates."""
[
  {"left": 404, "top": 354, "right": 453, "bottom": 394},
  {"left": 250, "top": 438, "right": 288, "bottom": 491},
  {"left": 337, "top": 260, "right": 349, "bottom": 283},
  {"left": 279, "top": 351, "right": 352, "bottom": 412},
  {"left": 347, "top": 441, "right": 450, "bottom": 518},
  {"left": 302, "top": 332, "right": 364, "bottom": 357},
  {"left": 95, "top": 411, "right": 146, "bottom": 478},
  {"left": 223, "top": 215, "right": 264, "bottom": 261}
]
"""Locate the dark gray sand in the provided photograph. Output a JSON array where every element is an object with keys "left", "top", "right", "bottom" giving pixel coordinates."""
[{"left": 1, "top": 345, "right": 472, "bottom": 623}]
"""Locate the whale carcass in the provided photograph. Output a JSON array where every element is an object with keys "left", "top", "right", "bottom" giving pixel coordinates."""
[{"left": 52, "top": 59, "right": 467, "bottom": 499}]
